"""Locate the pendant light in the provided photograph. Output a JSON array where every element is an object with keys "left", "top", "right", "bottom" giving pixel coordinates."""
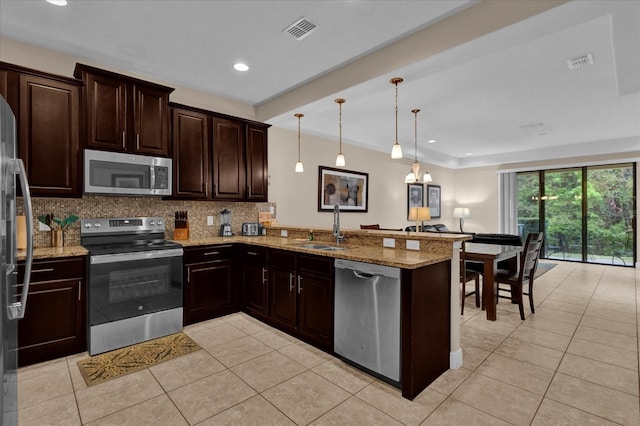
[
  {"left": 294, "top": 113, "right": 304, "bottom": 173},
  {"left": 390, "top": 77, "right": 404, "bottom": 159},
  {"left": 405, "top": 109, "right": 433, "bottom": 183},
  {"left": 335, "top": 98, "right": 346, "bottom": 167}
]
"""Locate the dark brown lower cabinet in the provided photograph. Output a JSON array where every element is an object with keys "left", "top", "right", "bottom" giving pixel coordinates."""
[
  {"left": 241, "top": 246, "right": 270, "bottom": 319},
  {"left": 17, "top": 257, "right": 86, "bottom": 367},
  {"left": 183, "top": 245, "right": 238, "bottom": 325},
  {"left": 269, "top": 249, "right": 333, "bottom": 351}
]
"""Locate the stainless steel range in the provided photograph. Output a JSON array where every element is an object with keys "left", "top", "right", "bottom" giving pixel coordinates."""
[{"left": 81, "top": 217, "right": 183, "bottom": 355}]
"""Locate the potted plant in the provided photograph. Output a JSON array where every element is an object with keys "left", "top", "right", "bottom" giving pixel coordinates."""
[{"left": 37, "top": 214, "right": 79, "bottom": 247}]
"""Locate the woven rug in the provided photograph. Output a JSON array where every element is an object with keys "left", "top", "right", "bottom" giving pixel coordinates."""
[
  {"left": 77, "top": 332, "right": 201, "bottom": 387},
  {"left": 535, "top": 262, "right": 556, "bottom": 278}
]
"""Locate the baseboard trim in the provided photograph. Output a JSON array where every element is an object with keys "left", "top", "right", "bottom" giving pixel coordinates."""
[{"left": 450, "top": 348, "right": 463, "bottom": 369}]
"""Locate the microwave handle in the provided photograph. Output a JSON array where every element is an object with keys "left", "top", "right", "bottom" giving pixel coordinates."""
[{"left": 150, "top": 165, "right": 156, "bottom": 190}]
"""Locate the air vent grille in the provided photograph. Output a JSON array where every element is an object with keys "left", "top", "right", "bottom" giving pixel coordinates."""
[
  {"left": 284, "top": 16, "right": 318, "bottom": 41},
  {"left": 566, "top": 53, "right": 594, "bottom": 70}
]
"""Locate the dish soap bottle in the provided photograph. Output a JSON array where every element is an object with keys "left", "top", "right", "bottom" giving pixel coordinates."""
[{"left": 308, "top": 230, "right": 314, "bottom": 241}]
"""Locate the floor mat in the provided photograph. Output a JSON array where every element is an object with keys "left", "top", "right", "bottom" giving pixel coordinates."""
[
  {"left": 535, "top": 262, "right": 556, "bottom": 278},
  {"left": 77, "top": 332, "right": 201, "bottom": 386}
]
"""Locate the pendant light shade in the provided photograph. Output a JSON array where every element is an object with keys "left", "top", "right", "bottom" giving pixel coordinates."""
[
  {"left": 390, "top": 77, "right": 404, "bottom": 159},
  {"left": 335, "top": 98, "right": 346, "bottom": 167},
  {"left": 294, "top": 113, "right": 304, "bottom": 173},
  {"left": 404, "top": 109, "right": 433, "bottom": 183}
]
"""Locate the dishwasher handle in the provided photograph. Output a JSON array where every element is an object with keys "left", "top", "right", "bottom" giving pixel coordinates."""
[{"left": 352, "top": 270, "right": 376, "bottom": 279}]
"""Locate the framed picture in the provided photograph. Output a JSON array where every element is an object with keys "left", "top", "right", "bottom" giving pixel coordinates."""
[
  {"left": 427, "top": 184, "right": 441, "bottom": 219},
  {"left": 318, "top": 166, "right": 369, "bottom": 212},
  {"left": 112, "top": 174, "right": 143, "bottom": 189},
  {"left": 407, "top": 183, "right": 424, "bottom": 219}
]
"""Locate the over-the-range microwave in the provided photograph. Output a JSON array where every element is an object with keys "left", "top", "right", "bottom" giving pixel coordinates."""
[{"left": 84, "top": 149, "right": 172, "bottom": 196}]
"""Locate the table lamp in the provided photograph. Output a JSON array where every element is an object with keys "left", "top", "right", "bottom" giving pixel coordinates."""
[
  {"left": 453, "top": 207, "right": 470, "bottom": 232},
  {"left": 409, "top": 207, "right": 431, "bottom": 232}
]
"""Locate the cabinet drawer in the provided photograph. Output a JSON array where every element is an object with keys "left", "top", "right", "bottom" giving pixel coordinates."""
[
  {"left": 270, "top": 249, "right": 297, "bottom": 268},
  {"left": 242, "top": 245, "right": 268, "bottom": 264},
  {"left": 18, "top": 257, "right": 85, "bottom": 284},
  {"left": 298, "top": 254, "right": 333, "bottom": 277},
  {"left": 184, "top": 245, "right": 233, "bottom": 264}
]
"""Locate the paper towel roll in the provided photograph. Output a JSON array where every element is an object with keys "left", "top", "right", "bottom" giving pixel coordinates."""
[{"left": 17, "top": 215, "right": 27, "bottom": 250}]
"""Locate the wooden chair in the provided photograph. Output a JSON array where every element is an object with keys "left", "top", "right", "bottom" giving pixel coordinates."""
[
  {"left": 360, "top": 224, "right": 380, "bottom": 229},
  {"left": 495, "top": 232, "right": 544, "bottom": 320},
  {"left": 460, "top": 242, "right": 482, "bottom": 315}
]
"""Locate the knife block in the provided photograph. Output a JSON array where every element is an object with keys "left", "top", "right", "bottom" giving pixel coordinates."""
[{"left": 174, "top": 223, "right": 189, "bottom": 240}]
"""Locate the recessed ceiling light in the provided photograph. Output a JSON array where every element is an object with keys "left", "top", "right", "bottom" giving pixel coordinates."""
[
  {"left": 427, "top": 139, "right": 436, "bottom": 144},
  {"left": 233, "top": 63, "right": 249, "bottom": 72},
  {"left": 46, "top": 0, "right": 67, "bottom": 6},
  {"left": 465, "top": 153, "right": 473, "bottom": 156}
]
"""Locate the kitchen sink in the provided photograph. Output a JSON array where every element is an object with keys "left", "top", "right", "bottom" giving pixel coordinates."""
[{"left": 295, "top": 243, "right": 348, "bottom": 251}]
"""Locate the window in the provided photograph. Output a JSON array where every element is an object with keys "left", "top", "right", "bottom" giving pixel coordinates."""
[{"left": 517, "top": 163, "right": 636, "bottom": 266}]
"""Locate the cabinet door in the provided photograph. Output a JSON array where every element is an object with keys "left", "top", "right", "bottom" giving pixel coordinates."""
[
  {"left": 246, "top": 124, "right": 268, "bottom": 201},
  {"left": 297, "top": 272, "right": 333, "bottom": 350},
  {"left": 212, "top": 117, "right": 245, "bottom": 200},
  {"left": 242, "top": 263, "right": 269, "bottom": 318},
  {"left": 19, "top": 74, "right": 81, "bottom": 197},
  {"left": 133, "top": 84, "right": 170, "bottom": 156},
  {"left": 269, "top": 265, "right": 296, "bottom": 332},
  {"left": 184, "top": 259, "right": 233, "bottom": 325},
  {"left": 85, "top": 73, "right": 128, "bottom": 152},
  {"left": 172, "top": 108, "right": 210, "bottom": 199}
]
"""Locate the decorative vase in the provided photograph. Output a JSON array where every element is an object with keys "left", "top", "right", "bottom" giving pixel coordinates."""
[{"left": 51, "top": 230, "right": 64, "bottom": 247}]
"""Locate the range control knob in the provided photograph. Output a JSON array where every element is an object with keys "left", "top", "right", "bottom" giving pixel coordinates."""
[
  {"left": 94, "top": 222, "right": 101, "bottom": 228},
  {"left": 157, "top": 220, "right": 163, "bottom": 226},
  {"left": 149, "top": 220, "right": 156, "bottom": 226},
  {"left": 84, "top": 222, "right": 92, "bottom": 228}
]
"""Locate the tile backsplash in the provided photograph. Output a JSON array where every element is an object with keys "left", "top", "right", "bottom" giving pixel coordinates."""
[{"left": 18, "top": 196, "right": 276, "bottom": 248}]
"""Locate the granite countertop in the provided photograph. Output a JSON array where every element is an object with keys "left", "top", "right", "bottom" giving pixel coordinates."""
[
  {"left": 173, "top": 235, "right": 450, "bottom": 269},
  {"left": 17, "top": 245, "right": 89, "bottom": 261},
  {"left": 17, "top": 232, "right": 460, "bottom": 269}
]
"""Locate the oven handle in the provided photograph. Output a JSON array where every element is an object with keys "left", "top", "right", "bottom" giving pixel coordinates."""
[{"left": 90, "top": 248, "right": 183, "bottom": 265}]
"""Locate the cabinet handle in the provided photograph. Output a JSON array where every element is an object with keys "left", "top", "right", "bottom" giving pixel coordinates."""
[
  {"left": 78, "top": 281, "right": 81, "bottom": 301},
  {"left": 297, "top": 275, "right": 303, "bottom": 294},
  {"left": 203, "top": 251, "right": 220, "bottom": 256},
  {"left": 187, "top": 266, "right": 190, "bottom": 284},
  {"left": 247, "top": 251, "right": 258, "bottom": 256},
  {"left": 289, "top": 273, "right": 295, "bottom": 292},
  {"left": 32, "top": 268, "right": 54, "bottom": 273},
  {"left": 262, "top": 267, "right": 268, "bottom": 284},
  {"left": 122, "top": 131, "right": 126, "bottom": 144},
  {"left": 136, "top": 133, "right": 140, "bottom": 147}
]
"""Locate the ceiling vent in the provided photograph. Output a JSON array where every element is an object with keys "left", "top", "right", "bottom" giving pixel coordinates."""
[
  {"left": 566, "top": 53, "right": 594, "bottom": 70},
  {"left": 283, "top": 16, "right": 318, "bottom": 41}
]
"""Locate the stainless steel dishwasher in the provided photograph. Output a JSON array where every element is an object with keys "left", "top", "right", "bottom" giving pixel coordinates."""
[{"left": 334, "top": 259, "right": 401, "bottom": 384}]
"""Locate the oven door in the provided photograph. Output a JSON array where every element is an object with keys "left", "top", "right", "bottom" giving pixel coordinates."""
[{"left": 88, "top": 248, "right": 183, "bottom": 326}]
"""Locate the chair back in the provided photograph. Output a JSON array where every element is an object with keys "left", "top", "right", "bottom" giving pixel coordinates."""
[
  {"left": 360, "top": 224, "right": 380, "bottom": 230},
  {"left": 520, "top": 232, "right": 544, "bottom": 282}
]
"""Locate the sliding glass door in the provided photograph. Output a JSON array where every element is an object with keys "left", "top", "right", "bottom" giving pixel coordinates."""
[{"left": 517, "top": 163, "right": 636, "bottom": 266}]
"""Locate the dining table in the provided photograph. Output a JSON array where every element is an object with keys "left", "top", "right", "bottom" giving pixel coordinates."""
[{"left": 463, "top": 242, "right": 523, "bottom": 321}]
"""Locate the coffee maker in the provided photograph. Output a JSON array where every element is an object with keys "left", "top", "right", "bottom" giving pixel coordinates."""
[{"left": 219, "top": 209, "right": 233, "bottom": 237}]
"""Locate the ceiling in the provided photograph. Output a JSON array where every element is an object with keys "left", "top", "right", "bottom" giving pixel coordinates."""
[{"left": 1, "top": 0, "right": 638, "bottom": 168}]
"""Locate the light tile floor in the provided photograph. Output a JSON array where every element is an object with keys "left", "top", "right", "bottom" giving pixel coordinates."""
[{"left": 17, "top": 261, "right": 640, "bottom": 425}]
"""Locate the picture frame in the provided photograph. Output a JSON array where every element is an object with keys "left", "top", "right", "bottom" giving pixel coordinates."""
[
  {"left": 318, "top": 166, "right": 369, "bottom": 212},
  {"left": 407, "top": 183, "right": 424, "bottom": 219},
  {"left": 427, "top": 184, "right": 441, "bottom": 219},
  {"left": 112, "top": 174, "right": 143, "bottom": 189}
]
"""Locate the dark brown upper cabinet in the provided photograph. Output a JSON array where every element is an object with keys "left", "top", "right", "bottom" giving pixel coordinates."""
[
  {"left": 74, "top": 63, "right": 174, "bottom": 157},
  {"left": 212, "top": 116, "right": 246, "bottom": 200},
  {"left": 0, "top": 62, "right": 82, "bottom": 197},
  {"left": 246, "top": 124, "right": 269, "bottom": 201},
  {"left": 169, "top": 102, "right": 269, "bottom": 202},
  {"left": 171, "top": 105, "right": 211, "bottom": 199}
]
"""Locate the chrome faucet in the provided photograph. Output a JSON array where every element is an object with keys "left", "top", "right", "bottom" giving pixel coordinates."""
[{"left": 333, "top": 204, "right": 344, "bottom": 244}]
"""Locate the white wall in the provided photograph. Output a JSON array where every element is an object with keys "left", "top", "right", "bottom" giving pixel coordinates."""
[{"left": 268, "top": 127, "right": 457, "bottom": 231}]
